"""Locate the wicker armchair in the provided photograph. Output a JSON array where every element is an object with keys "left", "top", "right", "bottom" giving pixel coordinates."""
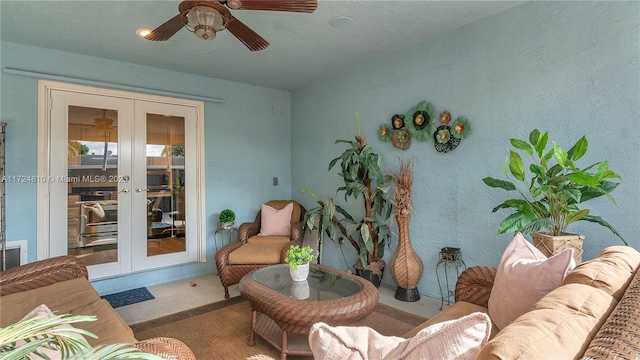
[{"left": 215, "top": 200, "right": 306, "bottom": 299}]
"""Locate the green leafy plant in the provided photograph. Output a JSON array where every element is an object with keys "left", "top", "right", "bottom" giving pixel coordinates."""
[
  {"left": 483, "top": 129, "right": 626, "bottom": 244},
  {"left": 218, "top": 209, "right": 236, "bottom": 224},
  {"left": 301, "top": 113, "right": 393, "bottom": 274},
  {"left": 0, "top": 313, "right": 161, "bottom": 360},
  {"left": 285, "top": 245, "right": 315, "bottom": 270}
]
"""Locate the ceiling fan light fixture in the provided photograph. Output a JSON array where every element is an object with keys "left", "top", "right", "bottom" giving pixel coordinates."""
[{"left": 185, "top": 5, "right": 227, "bottom": 40}]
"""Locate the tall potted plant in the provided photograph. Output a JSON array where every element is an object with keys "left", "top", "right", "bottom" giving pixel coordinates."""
[
  {"left": 483, "top": 129, "right": 626, "bottom": 262},
  {"left": 301, "top": 114, "right": 393, "bottom": 287}
]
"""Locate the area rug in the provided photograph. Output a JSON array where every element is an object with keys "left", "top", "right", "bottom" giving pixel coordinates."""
[
  {"left": 101, "top": 287, "right": 155, "bottom": 308},
  {"left": 131, "top": 297, "right": 427, "bottom": 359}
]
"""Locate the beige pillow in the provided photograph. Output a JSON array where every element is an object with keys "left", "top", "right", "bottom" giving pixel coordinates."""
[
  {"left": 309, "top": 312, "right": 492, "bottom": 360},
  {"left": 488, "top": 233, "right": 575, "bottom": 330},
  {"left": 260, "top": 202, "right": 293, "bottom": 236}
]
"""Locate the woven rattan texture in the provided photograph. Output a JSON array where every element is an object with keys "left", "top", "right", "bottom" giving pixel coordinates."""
[
  {"left": 454, "top": 266, "right": 497, "bottom": 308},
  {"left": 215, "top": 202, "right": 306, "bottom": 299},
  {"left": 0, "top": 255, "right": 88, "bottom": 296},
  {"left": 581, "top": 270, "right": 640, "bottom": 359},
  {"left": 239, "top": 264, "right": 378, "bottom": 334},
  {"left": 133, "top": 337, "right": 196, "bottom": 360},
  {"left": 389, "top": 214, "right": 423, "bottom": 289}
]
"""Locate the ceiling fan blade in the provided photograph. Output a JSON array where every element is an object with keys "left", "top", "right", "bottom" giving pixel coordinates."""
[
  {"left": 145, "top": 14, "right": 184, "bottom": 41},
  {"left": 227, "top": 0, "right": 317, "bottom": 13},
  {"left": 227, "top": 15, "right": 270, "bottom": 51}
]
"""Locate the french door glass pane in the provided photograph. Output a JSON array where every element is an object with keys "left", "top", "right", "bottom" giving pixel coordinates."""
[
  {"left": 67, "top": 106, "right": 119, "bottom": 266},
  {"left": 146, "top": 113, "right": 186, "bottom": 256}
]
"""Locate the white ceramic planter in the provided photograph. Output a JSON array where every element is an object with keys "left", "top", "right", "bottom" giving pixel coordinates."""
[
  {"left": 289, "top": 263, "right": 310, "bottom": 282},
  {"left": 290, "top": 280, "right": 310, "bottom": 299}
]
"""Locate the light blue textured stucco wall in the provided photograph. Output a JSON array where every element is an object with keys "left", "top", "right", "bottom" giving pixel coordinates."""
[
  {"left": 0, "top": 41, "right": 292, "bottom": 294},
  {"left": 291, "top": 1, "right": 640, "bottom": 298}
]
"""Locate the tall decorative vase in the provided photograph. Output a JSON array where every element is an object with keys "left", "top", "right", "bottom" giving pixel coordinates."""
[{"left": 389, "top": 214, "right": 424, "bottom": 302}]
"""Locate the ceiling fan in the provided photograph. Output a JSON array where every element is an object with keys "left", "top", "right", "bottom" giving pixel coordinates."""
[{"left": 145, "top": 0, "right": 318, "bottom": 51}]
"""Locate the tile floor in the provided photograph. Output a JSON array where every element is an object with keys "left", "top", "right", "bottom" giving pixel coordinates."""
[{"left": 115, "top": 273, "right": 447, "bottom": 325}]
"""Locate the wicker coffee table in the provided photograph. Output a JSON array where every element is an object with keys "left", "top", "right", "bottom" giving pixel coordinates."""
[{"left": 238, "top": 263, "right": 378, "bottom": 359}]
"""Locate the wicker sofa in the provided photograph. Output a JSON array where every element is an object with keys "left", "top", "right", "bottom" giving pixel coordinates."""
[
  {"left": 402, "top": 245, "right": 640, "bottom": 359},
  {"left": 0, "top": 256, "right": 196, "bottom": 359}
]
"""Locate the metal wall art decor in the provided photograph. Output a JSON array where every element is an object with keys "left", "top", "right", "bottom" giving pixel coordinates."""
[{"left": 378, "top": 101, "right": 473, "bottom": 153}]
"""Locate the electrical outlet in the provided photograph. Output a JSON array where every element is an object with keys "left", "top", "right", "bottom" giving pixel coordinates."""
[{"left": 273, "top": 177, "right": 278, "bottom": 186}]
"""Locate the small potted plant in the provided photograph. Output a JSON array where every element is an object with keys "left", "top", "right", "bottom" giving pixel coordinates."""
[
  {"left": 218, "top": 209, "right": 236, "bottom": 230},
  {"left": 483, "top": 129, "right": 625, "bottom": 262},
  {"left": 285, "top": 245, "right": 315, "bottom": 282}
]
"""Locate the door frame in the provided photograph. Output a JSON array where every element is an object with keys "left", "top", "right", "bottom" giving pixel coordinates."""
[{"left": 37, "top": 80, "right": 207, "bottom": 267}]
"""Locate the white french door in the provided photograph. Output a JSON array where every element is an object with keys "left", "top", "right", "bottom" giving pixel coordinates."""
[{"left": 41, "top": 82, "right": 204, "bottom": 280}]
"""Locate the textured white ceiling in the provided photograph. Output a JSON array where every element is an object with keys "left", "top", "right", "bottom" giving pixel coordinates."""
[{"left": 1, "top": 1, "right": 522, "bottom": 90}]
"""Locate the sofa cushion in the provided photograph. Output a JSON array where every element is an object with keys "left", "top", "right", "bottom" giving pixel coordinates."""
[
  {"left": 403, "top": 301, "right": 498, "bottom": 340},
  {"left": 488, "top": 233, "right": 575, "bottom": 330},
  {"left": 564, "top": 245, "right": 640, "bottom": 301},
  {"left": 478, "top": 283, "right": 617, "bottom": 359},
  {"left": 67, "top": 299, "right": 137, "bottom": 346},
  {"left": 0, "top": 277, "right": 101, "bottom": 327},
  {"left": 228, "top": 242, "right": 288, "bottom": 264},
  {"left": 309, "top": 312, "right": 491, "bottom": 360},
  {"left": 260, "top": 203, "right": 293, "bottom": 236},
  {"left": 246, "top": 235, "right": 291, "bottom": 245}
]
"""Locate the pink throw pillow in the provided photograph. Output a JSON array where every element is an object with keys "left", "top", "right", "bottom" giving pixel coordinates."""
[
  {"left": 488, "top": 233, "right": 575, "bottom": 330},
  {"left": 309, "top": 312, "right": 491, "bottom": 360},
  {"left": 259, "top": 202, "right": 293, "bottom": 236},
  {"left": 12, "top": 304, "right": 89, "bottom": 359}
]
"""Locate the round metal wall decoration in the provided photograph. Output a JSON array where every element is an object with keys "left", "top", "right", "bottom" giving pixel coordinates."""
[
  {"left": 451, "top": 117, "right": 472, "bottom": 139},
  {"left": 392, "top": 129, "right": 412, "bottom": 150},
  {"left": 391, "top": 114, "right": 405, "bottom": 130},
  {"left": 378, "top": 124, "right": 392, "bottom": 142},
  {"left": 405, "top": 101, "right": 435, "bottom": 142},
  {"left": 434, "top": 125, "right": 461, "bottom": 153},
  {"left": 378, "top": 103, "right": 473, "bottom": 153}
]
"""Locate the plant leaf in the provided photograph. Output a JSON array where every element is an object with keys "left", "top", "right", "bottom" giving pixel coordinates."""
[
  {"left": 508, "top": 151, "right": 526, "bottom": 182},
  {"left": 552, "top": 142, "right": 568, "bottom": 168},
  {"left": 518, "top": 218, "right": 554, "bottom": 234},
  {"left": 567, "top": 136, "right": 588, "bottom": 161},
  {"left": 535, "top": 131, "right": 548, "bottom": 158},
  {"left": 581, "top": 214, "right": 627, "bottom": 245},
  {"left": 567, "top": 173, "right": 600, "bottom": 187},
  {"left": 510, "top": 138, "right": 533, "bottom": 155},
  {"left": 497, "top": 213, "right": 536, "bottom": 235},
  {"left": 482, "top": 177, "right": 516, "bottom": 191},
  {"left": 565, "top": 208, "right": 589, "bottom": 225}
]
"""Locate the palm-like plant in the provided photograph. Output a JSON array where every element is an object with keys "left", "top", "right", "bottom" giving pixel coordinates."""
[
  {"left": 0, "top": 313, "right": 162, "bottom": 360},
  {"left": 301, "top": 114, "right": 393, "bottom": 274},
  {"left": 483, "top": 129, "right": 626, "bottom": 244}
]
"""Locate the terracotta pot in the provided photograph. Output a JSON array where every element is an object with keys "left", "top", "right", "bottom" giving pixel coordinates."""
[
  {"left": 389, "top": 214, "right": 423, "bottom": 302},
  {"left": 532, "top": 232, "right": 584, "bottom": 263}
]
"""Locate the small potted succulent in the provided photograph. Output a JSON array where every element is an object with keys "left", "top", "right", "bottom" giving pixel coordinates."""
[
  {"left": 218, "top": 209, "right": 236, "bottom": 230},
  {"left": 285, "top": 245, "right": 315, "bottom": 282}
]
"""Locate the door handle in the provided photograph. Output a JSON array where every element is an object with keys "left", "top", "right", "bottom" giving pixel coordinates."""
[
  {"left": 119, "top": 188, "right": 130, "bottom": 194},
  {"left": 135, "top": 187, "right": 149, "bottom": 193}
]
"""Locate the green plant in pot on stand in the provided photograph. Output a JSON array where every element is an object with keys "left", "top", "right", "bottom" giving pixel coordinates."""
[
  {"left": 218, "top": 209, "right": 236, "bottom": 230},
  {"left": 483, "top": 129, "right": 626, "bottom": 263},
  {"left": 301, "top": 114, "right": 393, "bottom": 287}
]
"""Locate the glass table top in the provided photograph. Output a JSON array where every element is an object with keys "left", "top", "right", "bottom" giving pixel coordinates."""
[{"left": 251, "top": 264, "right": 363, "bottom": 301}]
